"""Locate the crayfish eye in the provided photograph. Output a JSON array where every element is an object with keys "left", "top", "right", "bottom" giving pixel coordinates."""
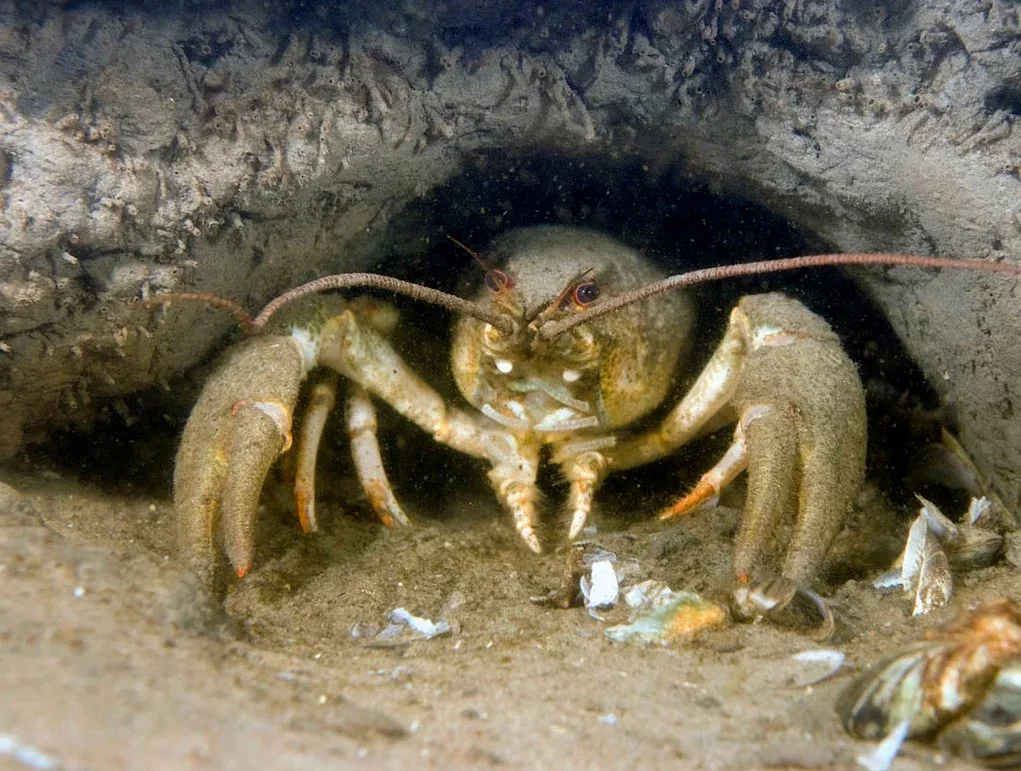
[
  {"left": 572, "top": 281, "right": 600, "bottom": 307},
  {"left": 485, "top": 269, "right": 514, "bottom": 294}
]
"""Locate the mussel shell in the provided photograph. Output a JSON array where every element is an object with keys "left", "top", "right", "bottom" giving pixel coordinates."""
[
  {"left": 836, "top": 643, "right": 940, "bottom": 739},
  {"left": 940, "top": 661, "right": 1021, "bottom": 767},
  {"left": 948, "top": 527, "right": 1004, "bottom": 571}
]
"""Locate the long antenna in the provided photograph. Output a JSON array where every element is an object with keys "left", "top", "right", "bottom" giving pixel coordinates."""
[
  {"left": 249, "top": 273, "right": 514, "bottom": 332},
  {"left": 141, "top": 292, "right": 256, "bottom": 330},
  {"left": 145, "top": 274, "right": 516, "bottom": 334},
  {"left": 536, "top": 253, "right": 1021, "bottom": 340}
]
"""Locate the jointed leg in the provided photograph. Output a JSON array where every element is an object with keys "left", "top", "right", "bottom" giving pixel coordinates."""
[
  {"left": 294, "top": 372, "right": 339, "bottom": 533},
  {"left": 783, "top": 421, "right": 865, "bottom": 586},
  {"left": 345, "top": 383, "right": 410, "bottom": 528},
  {"left": 318, "top": 310, "right": 541, "bottom": 548},
  {"left": 561, "top": 450, "right": 610, "bottom": 539},
  {"left": 659, "top": 411, "right": 756, "bottom": 521},
  {"left": 318, "top": 310, "right": 498, "bottom": 460},
  {"left": 606, "top": 315, "right": 746, "bottom": 470},
  {"left": 488, "top": 438, "right": 542, "bottom": 552}
]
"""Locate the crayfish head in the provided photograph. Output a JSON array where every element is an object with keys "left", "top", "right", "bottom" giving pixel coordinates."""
[{"left": 450, "top": 226, "right": 691, "bottom": 435}]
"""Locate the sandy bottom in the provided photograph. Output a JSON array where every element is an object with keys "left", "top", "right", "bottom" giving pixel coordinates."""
[{"left": 0, "top": 459, "right": 1016, "bottom": 771}]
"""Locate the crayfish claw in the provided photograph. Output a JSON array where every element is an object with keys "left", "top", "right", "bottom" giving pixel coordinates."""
[
  {"left": 175, "top": 335, "right": 305, "bottom": 583},
  {"left": 732, "top": 576, "right": 836, "bottom": 640}
]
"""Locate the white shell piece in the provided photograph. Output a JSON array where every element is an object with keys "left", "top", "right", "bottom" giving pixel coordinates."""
[
  {"left": 580, "top": 559, "right": 619, "bottom": 611},
  {"left": 495, "top": 359, "right": 513, "bottom": 373},
  {"left": 899, "top": 512, "right": 930, "bottom": 589},
  {"left": 792, "top": 649, "right": 846, "bottom": 687},
  {"left": 967, "top": 496, "right": 991, "bottom": 526},
  {"left": 872, "top": 570, "right": 905, "bottom": 590},
  {"left": 792, "top": 649, "right": 845, "bottom": 666},
  {"left": 624, "top": 580, "right": 673, "bottom": 608},
  {"left": 733, "top": 584, "right": 782, "bottom": 615},
  {"left": 0, "top": 734, "right": 60, "bottom": 770},
  {"left": 624, "top": 584, "right": 649, "bottom": 608},
  {"left": 855, "top": 719, "right": 912, "bottom": 771},
  {"left": 390, "top": 607, "right": 451, "bottom": 639},
  {"left": 562, "top": 369, "right": 582, "bottom": 383},
  {"left": 877, "top": 499, "right": 956, "bottom": 614},
  {"left": 915, "top": 494, "right": 959, "bottom": 543}
]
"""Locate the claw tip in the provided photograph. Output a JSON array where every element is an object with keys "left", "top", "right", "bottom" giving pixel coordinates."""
[{"left": 295, "top": 491, "right": 314, "bottom": 534}]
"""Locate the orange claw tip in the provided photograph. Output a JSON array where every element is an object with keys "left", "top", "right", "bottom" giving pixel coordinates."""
[
  {"left": 659, "top": 479, "right": 717, "bottom": 521},
  {"left": 737, "top": 573, "right": 750, "bottom": 584},
  {"left": 365, "top": 479, "right": 396, "bottom": 528},
  {"left": 294, "top": 491, "right": 314, "bottom": 534},
  {"left": 235, "top": 565, "right": 250, "bottom": 578}
]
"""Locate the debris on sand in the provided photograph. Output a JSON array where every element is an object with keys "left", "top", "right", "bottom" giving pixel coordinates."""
[
  {"left": 580, "top": 552, "right": 619, "bottom": 619},
  {"left": 352, "top": 608, "right": 451, "bottom": 645},
  {"left": 606, "top": 588, "right": 727, "bottom": 645},
  {"left": 387, "top": 608, "right": 451, "bottom": 639},
  {"left": 790, "top": 649, "right": 846, "bottom": 688},
  {"left": 874, "top": 495, "right": 1003, "bottom": 616},
  {"left": 838, "top": 598, "right": 1021, "bottom": 768}
]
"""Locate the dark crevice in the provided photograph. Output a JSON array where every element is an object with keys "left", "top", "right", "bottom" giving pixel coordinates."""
[{"left": 984, "top": 80, "right": 1021, "bottom": 116}]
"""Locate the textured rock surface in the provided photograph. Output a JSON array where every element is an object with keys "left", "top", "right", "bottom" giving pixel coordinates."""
[{"left": 0, "top": 0, "right": 1019, "bottom": 509}]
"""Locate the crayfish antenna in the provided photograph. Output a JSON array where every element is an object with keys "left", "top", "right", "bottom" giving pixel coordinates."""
[
  {"left": 538, "top": 252, "right": 1021, "bottom": 341},
  {"left": 140, "top": 292, "right": 256, "bottom": 332}
]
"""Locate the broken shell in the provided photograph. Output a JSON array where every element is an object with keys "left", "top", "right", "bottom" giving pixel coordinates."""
[
  {"left": 939, "top": 660, "right": 1021, "bottom": 766},
  {"left": 912, "top": 527, "right": 951, "bottom": 617},
  {"left": 623, "top": 579, "right": 673, "bottom": 608},
  {"left": 605, "top": 591, "right": 727, "bottom": 645},
  {"left": 915, "top": 494, "right": 959, "bottom": 543},
  {"left": 948, "top": 526, "right": 1004, "bottom": 571},
  {"left": 879, "top": 494, "right": 1004, "bottom": 615},
  {"left": 580, "top": 558, "right": 619, "bottom": 613},
  {"left": 791, "top": 649, "right": 846, "bottom": 688},
  {"left": 838, "top": 599, "right": 1021, "bottom": 765},
  {"left": 855, "top": 719, "right": 911, "bottom": 771},
  {"left": 968, "top": 496, "right": 992, "bottom": 526},
  {"left": 837, "top": 642, "right": 939, "bottom": 739},
  {"left": 388, "top": 608, "right": 451, "bottom": 639}
]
